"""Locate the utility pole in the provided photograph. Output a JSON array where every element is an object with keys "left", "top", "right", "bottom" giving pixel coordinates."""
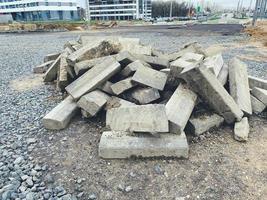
[{"left": 170, "top": 1, "right": 173, "bottom": 19}]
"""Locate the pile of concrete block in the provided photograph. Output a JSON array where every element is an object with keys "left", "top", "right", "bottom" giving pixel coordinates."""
[{"left": 36, "top": 36, "right": 267, "bottom": 159}]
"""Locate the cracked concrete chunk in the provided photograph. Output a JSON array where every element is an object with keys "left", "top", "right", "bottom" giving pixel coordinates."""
[{"left": 234, "top": 117, "right": 249, "bottom": 142}]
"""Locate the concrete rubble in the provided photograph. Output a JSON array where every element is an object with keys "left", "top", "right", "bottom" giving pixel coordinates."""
[{"left": 36, "top": 36, "right": 266, "bottom": 159}]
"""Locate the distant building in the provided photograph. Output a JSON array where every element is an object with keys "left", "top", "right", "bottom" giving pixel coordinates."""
[
  {"left": 0, "top": 0, "right": 79, "bottom": 21},
  {"left": 88, "top": 0, "right": 152, "bottom": 20}
]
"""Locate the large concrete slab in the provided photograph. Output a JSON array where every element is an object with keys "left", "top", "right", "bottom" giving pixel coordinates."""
[
  {"left": 229, "top": 58, "right": 252, "bottom": 115},
  {"left": 110, "top": 77, "right": 137, "bottom": 95},
  {"left": 250, "top": 95, "right": 266, "bottom": 114},
  {"left": 248, "top": 76, "right": 267, "bottom": 90},
  {"left": 203, "top": 54, "right": 224, "bottom": 77},
  {"left": 66, "top": 56, "right": 121, "bottom": 100},
  {"left": 43, "top": 54, "right": 61, "bottom": 82},
  {"left": 251, "top": 87, "right": 267, "bottom": 105},
  {"left": 131, "top": 87, "right": 160, "bottom": 104},
  {"left": 132, "top": 66, "right": 167, "bottom": 91},
  {"left": 234, "top": 117, "right": 249, "bottom": 142},
  {"left": 106, "top": 104, "right": 169, "bottom": 132},
  {"left": 99, "top": 131, "right": 189, "bottom": 159},
  {"left": 134, "top": 54, "right": 169, "bottom": 70},
  {"left": 217, "top": 64, "right": 229, "bottom": 86},
  {"left": 165, "top": 84, "right": 197, "bottom": 134},
  {"left": 44, "top": 53, "right": 60, "bottom": 63},
  {"left": 33, "top": 60, "right": 54, "bottom": 74},
  {"left": 187, "top": 112, "right": 224, "bottom": 136},
  {"left": 105, "top": 96, "right": 135, "bottom": 110},
  {"left": 77, "top": 90, "right": 110, "bottom": 116},
  {"left": 120, "top": 60, "right": 151, "bottom": 77},
  {"left": 42, "top": 96, "right": 78, "bottom": 130},
  {"left": 181, "top": 64, "right": 243, "bottom": 124}
]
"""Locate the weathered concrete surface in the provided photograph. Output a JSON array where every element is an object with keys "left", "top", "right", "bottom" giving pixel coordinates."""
[
  {"left": 99, "top": 131, "right": 189, "bottom": 159},
  {"left": 187, "top": 112, "right": 224, "bottom": 136},
  {"left": 217, "top": 64, "right": 229, "bottom": 86},
  {"left": 203, "top": 54, "right": 224, "bottom": 77},
  {"left": 42, "top": 96, "right": 78, "bottom": 130},
  {"left": 248, "top": 76, "right": 267, "bottom": 90},
  {"left": 77, "top": 90, "right": 110, "bottom": 116},
  {"left": 56, "top": 55, "right": 69, "bottom": 91},
  {"left": 181, "top": 64, "right": 243, "bottom": 124},
  {"left": 132, "top": 66, "right": 167, "bottom": 91},
  {"left": 110, "top": 77, "right": 137, "bottom": 95},
  {"left": 234, "top": 117, "right": 249, "bottom": 142},
  {"left": 105, "top": 96, "right": 135, "bottom": 110},
  {"left": 131, "top": 87, "right": 160, "bottom": 104},
  {"left": 98, "top": 81, "right": 114, "bottom": 95},
  {"left": 106, "top": 104, "right": 169, "bottom": 132},
  {"left": 229, "top": 58, "right": 252, "bottom": 115},
  {"left": 181, "top": 52, "right": 204, "bottom": 63},
  {"left": 165, "top": 84, "right": 197, "bottom": 134},
  {"left": 81, "top": 109, "right": 91, "bottom": 118},
  {"left": 44, "top": 53, "right": 60, "bottom": 63},
  {"left": 43, "top": 54, "right": 61, "bottom": 82},
  {"left": 250, "top": 95, "right": 266, "bottom": 114},
  {"left": 251, "top": 87, "right": 267, "bottom": 105},
  {"left": 121, "top": 43, "right": 152, "bottom": 56},
  {"left": 134, "top": 54, "right": 169, "bottom": 69},
  {"left": 33, "top": 60, "right": 54, "bottom": 74},
  {"left": 115, "top": 51, "right": 137, "bottom": 67},
  {"left": 120, "top": 60, "right": 151, "bottom": 77},
  {"left": 170, "top": 58, "right": 196, "bottom": 77},
  {"left": 66, "top": 56, "right": 121, "bottom": 100}
]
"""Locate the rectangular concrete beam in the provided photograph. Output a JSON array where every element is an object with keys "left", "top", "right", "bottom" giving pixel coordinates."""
[
  {"left": 66, "top": 56, "right": 121, "bottom": 100},
  {"left": 110, "top": 77, "right": 137, "bottom": 95},
  {"left": 165, "top": 84, "right": 197, "bottom": 134},
  {"left": 181, "top": 52, "right": 204, "bottom": 63},
  {"left": 43, "top": 54, "right": 61, "bottom": 82},
  {"left": 229, "top": 58, "right": 252, "bottom": 115},
  {"left": 217, "top": 64, "right": 229, "bottom": 86},
  {"left": 134, "top": 54, "right": 169, "bottom": 70},
  {"left": 106, "top": 104, "right": 169, "bottom": 132},
  {"left": 131, "top": 87, "right": 160, "bottom": 104},
  {"left": 132, "top": 66, "right": 167, "bottom": 91},
  {"left": 56, "top": 55, "right": 69, "bottom": 91},
  {"left": 115, "top": 51, "right": 137, "bottom": 67},
  {"left": 251, "top": 87, "right": 267, "bottom": 105},
  {"left": 105, "top": 96, "right": 135, "bottom": 110},
  {"left": 120, "top": 60, "right": 151, "bottom": 77},
  {"left": 33, "top": 60, "right": 54, "bottom": 74},
  {"left": 181, "top": 64, "right": 243, "bottom": 124},
  {"left": 77, "top": 90, "right": 110, "bottom": 116},
  {"left": 234, "top": 117, "right": 249, "bottom": 142},
  {"left": 44, "top": 53, "right": 60, "bottom": 63},
  {"left": 170, "top": 58, "right": 196, "bottom": 77},
  {"left": 99, "top": 131, "right": 189, "bottom": 159},
  {"left": 248, "top": 76, "right": 267, "bottom": 90},
  {"left": 250, "top": 95, "right": 266, "bottom": 114},
  {"left": 203, "top": 54, "right": 224, "bottom": 77},
  {"left": 42, "top": 96, "right": 78, "bottom": 130}
]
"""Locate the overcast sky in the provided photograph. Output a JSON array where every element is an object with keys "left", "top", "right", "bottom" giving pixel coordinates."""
[{"left": 77, "top": 0, "right": 255, "bottom": 9}]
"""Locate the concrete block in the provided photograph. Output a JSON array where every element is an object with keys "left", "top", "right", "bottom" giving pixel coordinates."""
[
  {"left": 99, "top": 131, "right": 189, "bottom": 159},
  {"left": 187, "top": 113, "right": 224, "bottom": 136},
  {"left": 105, "top": 96, "right": 135, "bottom": 110},
  {"left": 66, "top": 56, "right": 121, "bottom": 100},
  {"left": 115, "top": 51, "right": 137, "bottom": 67},
  {"left": 33, "top": 60, "right": 54, "bottom": 74},
  {"left": 166, "top": 84, "right": 197, "bottom": 134},
  {"left": 106, "top": 104, "right": 169, "bottom": 132},
  {"left": 251, "top": 87, "right": 267, "bottom": 105},
  {"left": 134, "top": 54, "right": 169, "bottom": 70},
  {"left": 229, "top": 58, "right": 252, "bottom": 115},
  {"left": 203, "top": 54, "right": 224, "bottom": 77},
  {"left": 170, "top": 58, "right": 196, "bottom": 77},
  {"left": 42, "top": 96, "right": 78, "bottom": 130},
  {"left": 43, "top": 54, "right": 61, "bottom": 82},
  {"left": 56, "top": 55, "right": 68, "bottom": 91},
  {"left": 248, "top": 76, "right": 267, "bottom": 90},
  {"left": 132, "top": 66, "right": 167, "bottom": 91},
  {"left": 81, "top": 109, "right": 91, "bottom": 118},
  {"left": 98, "top": 81, "right": 115, "bottom": 95},
  {"left": 110, "top": 77, "right": 137, "bottom": 95},
  {"left": 234, "top": 117, "right": 249, "bottom": 142},
  {"left": 217, "top": 64, "right": 229, "bottom": 86},
  {"left": 181, "top": 52, "right": 204, "bottom": 63},
  {"left": 122, "top": 43, "right": 152, "bottom": 56},
  {"left": 44, "top": 53, "right": 60, "bottom": 63},
  {"left": 77, "top": 90, "right": 110, "bottom": 116},
  {"left": 181, "top": 64, "right": 243, "bottom": 124},
  {"left": 250, "top": 95, "right": 266, "bottom": 114},
  {"left": 120, "top": 60, "right": 151, "bottom": 77},
  {"left": 131, "top": 87, "right": 160, "bottom": 104}
]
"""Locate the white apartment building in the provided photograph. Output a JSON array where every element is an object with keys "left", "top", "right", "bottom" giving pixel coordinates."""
[
  {"left": 0, "top": 0, "right": 78, "bottom": 21},
  {"left": 88, "top": 0, "right": 152, "bottom": 20}
]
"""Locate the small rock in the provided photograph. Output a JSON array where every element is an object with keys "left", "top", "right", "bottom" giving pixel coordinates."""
[
  {"left": 88, "top": 193, "right": 97, "bottom": 200},
  {"left": 125, "top": 186, "right": 133, "bottom": 193},
  {"left": 26, "top": 138, "right": 37, "bottom": 144},
  {"left": 26, "top": 178, "right": 34, "bottom": 187}
]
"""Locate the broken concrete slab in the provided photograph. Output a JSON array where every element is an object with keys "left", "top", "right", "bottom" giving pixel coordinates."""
[
  {"left": 181, "top": 64, "right": 243, "bottom": 124},
  {"left": 44, "top": 53, "right": 60, "bottom": 63},
  {"left": 106, "top": 104, "right": 169, "bottom": 132},
  {"left": 248, "top": 76, "right": 267, "bottom": 90},
  {"left": 217, "top": 64, "right": 229, "bottom": 86},
  {"left": 203, "top": 54, "right": 224, "bottom": 77},
  {"left": 133, "top": 54, "right": 169, "bottom": 70},
  {"left": 43, "top": 54, "right": 61, "bottom": 82},
  {"left": 33, "top": 60, "right": 54, "bottom": 74},
  {"left": 77, "top": 90, "right": 110, "bottom": 116},
  {"left": 187, "top": 112, "right": 224, "bottom": 136},
  {"left": 251, "top": 87, "right": 267, "bottom": 105},
  {"left": 56, "top": 55, "right": 69, "bottom": 91},
  {"left": 250, "top": 95, "right": 266, "bottom": 114},
  {"left": 234, "top": 117, "right": 249, "bottom": 142},
  {"left": 120, "top": 60, "right": 151, "bottom": 77},
  {"left": 229, "top": 58, "right": 252, "bottom": 115},
  {"left": 132, "top": 66, "right": 167, "bottom": 91},
  {"left": 105, "top": 96, "right": 135, "bottom": 110},
  {"left": 165, "top": 84, "right": 198, "bottom": 134},
  {"left": 115, "top": 51, "right": 137, "bottom": 67},
  {"left": 131, "top": 87, "right": 160, "bottom": 104},
  {"left": 110, "top": 77, "right": 137, "bottom": 95},
  {"left": 66, "top": 56, "right": 121, "bottom": 100},
  {"left": 181, "top": 52, "right": 204, "bottom": 63},
  {"left": 99, "top": 131, "right": 189, "bottom": 159},
  {"left": 42, "top": 96, "right": 78, "bottom": 130},
  {"left": 98, "top": 81, "right": 115, "bottom": 95}
]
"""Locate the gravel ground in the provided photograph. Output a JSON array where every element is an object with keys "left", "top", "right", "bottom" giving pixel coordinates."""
[{"left": 0, "top": 26, "right": 266, "bottom": 200}]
